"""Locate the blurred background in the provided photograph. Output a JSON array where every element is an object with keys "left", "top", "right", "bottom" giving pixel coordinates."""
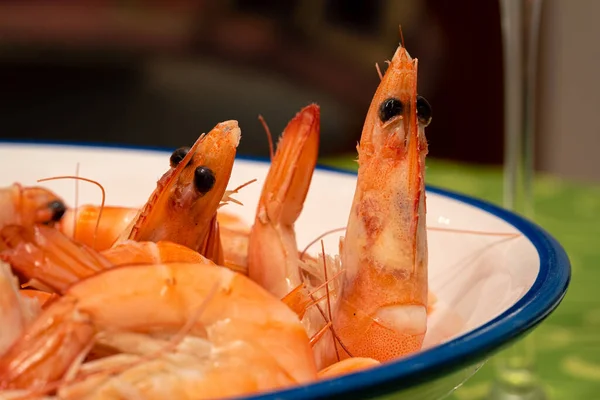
[{"left": 0, "top": 0, "right": 597, "bottom": 182}]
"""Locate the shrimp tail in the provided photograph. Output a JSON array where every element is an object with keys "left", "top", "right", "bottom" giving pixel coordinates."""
[
  {"left": 0, "top": 224, "right": 113, "bottom": 294},
  {"left": 0, "top": 298, "right": 95, "bottom": 390},
  {"left": 247, "top": 104, "right": 320, "bottom": 299}
]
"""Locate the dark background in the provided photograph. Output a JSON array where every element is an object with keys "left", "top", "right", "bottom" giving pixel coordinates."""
[{"left": 0, "top": 0, "right": 504, "bottom": 165}]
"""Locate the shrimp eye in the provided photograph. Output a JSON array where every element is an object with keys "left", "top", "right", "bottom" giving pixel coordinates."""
[
  {"left": 379, "top": 98, "right": 403, "bottom": 123},
  {"left": 170, "top": 147, "right": 190, "bottom": 168},
  {"left": 416, "top": 95, "right": 432, "bottom": 126},
  {"left": 194, "top": 166, "right": 216, "bottom": 194},
  {"left": 47, "top": 200, "right": 66, "bottom": 222}
]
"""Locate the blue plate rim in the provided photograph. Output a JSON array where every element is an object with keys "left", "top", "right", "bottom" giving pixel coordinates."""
[{"left": 0, "top": 139, "right": 571, "bottom": 399}]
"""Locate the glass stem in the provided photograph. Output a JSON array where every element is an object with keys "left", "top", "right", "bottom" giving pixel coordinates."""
[
  {"left": 491, "top": 0, "right": 545, "bottom": 398},
  {"left": 502, "top": 0, "right": 542, "bottom": 217}
]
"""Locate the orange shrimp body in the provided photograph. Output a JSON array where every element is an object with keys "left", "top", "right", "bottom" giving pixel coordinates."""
[
  {"left": 331, "top": 44, "right": 430, "bottom": 363},
  {"left": 0, "top": 262, "right": 318, "bottom": 397},
  {"left": 59, "top": 205, "right": 138, "bottom": 252},
  {"left": 103, "top": 240, "right": 214, "bottom": 267}
]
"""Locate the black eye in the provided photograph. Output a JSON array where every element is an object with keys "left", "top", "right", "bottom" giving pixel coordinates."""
[
  {"left": 170, "top": 147, "right": 190, "bottom": 168},
  {"left": 47, "top": 200, "right": 66, "bottom": 222},
  {"left": 416, "top": 95, "right": 432, "bottom": 126},
  {"left": 379, "top": 98, "right": 403, "bottom": 123},
  {"left": 194, "top": 166, "right": 216, "bottom": 194}
]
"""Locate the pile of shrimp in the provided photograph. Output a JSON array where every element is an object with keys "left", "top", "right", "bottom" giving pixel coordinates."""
[{"left": 0, "top": 43, "right": 435, "bottom": 399}]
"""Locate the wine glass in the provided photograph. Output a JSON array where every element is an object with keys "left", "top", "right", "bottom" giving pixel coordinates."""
[{"left": 488, "top": 0, "right": 545, "bottom": 399}]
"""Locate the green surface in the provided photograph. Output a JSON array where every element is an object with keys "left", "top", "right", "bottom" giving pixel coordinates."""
[{"left": 320, "top": 155, "right": 600, "bottom": 400}]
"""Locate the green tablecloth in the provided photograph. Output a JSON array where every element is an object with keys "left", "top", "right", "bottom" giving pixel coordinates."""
[{"left": 320, "top": 156, "right": 600, "bottom": 399}]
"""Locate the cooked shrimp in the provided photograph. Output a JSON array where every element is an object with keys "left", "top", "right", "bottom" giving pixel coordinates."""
[
  {"left": 247, "top": 104, "right": 320, "bottom": 299},
  {"left": 116, "top": 120, "right": 240, "bottom": 263},
  {"left": 0, "top": 224, "right": 214, "bottom": 294},
  {"left": 0, "top": 262, "right": 317, "bottom": 398},
  {"left": 329, "top": 43, "right": 432, "bottom": 363},
  {"left": 0, "top": 184, "right": 66, "bottom": 231},
  {"left": 53, "top": 121, "right": 240, "bottom": 265}
]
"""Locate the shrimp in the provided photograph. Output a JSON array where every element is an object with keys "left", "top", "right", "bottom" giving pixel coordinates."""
[
  {"left": 55, "top": 120, "right": 241, "bottom": 265},
  {"left": 0, "top": 262, "right": 317, "bottom": 398},
  {"left": 0, "top": 184, "right": 66, "bottom": 230},
  {"left": 329, "top": 43, "right": 431, "bottom": 363},
  {"left": 247, "top": 104, "right": 320, "bottom": 298},
  {"left": 0, "top": 224, "right": 215, "bottom": 294},
  {"left": 117, "top": 120, "right": 240, "bottom": 261}
]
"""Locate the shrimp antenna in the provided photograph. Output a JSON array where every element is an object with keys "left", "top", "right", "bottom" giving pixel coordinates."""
[
  {"left": 310, "top": 321, "right": 332, "bottom": 347},
  {"left": 220, "top": 178, "right": 258, "bottom": 208},
  {"left": 258, "top": 114, "right": 275, "bottom": 161},
  {"left": 37, "top": 175, "right": 106, "bottom": 250},
  {"left": 301, "top": 225, "right": 519, "bottom": 259},
  {"left": 399, "top": 24, "right": 405, "bottom": 48},
  {"left": 375, "top": 62, "right": 383, "bottom": 80},
  {"left": 229, "top": 179, "right": 257, "bottom": 195}
]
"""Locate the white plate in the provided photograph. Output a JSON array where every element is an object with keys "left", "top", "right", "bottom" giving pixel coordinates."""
[{"left": 0, "top": 142, "right": 571, "bottom": 400}]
